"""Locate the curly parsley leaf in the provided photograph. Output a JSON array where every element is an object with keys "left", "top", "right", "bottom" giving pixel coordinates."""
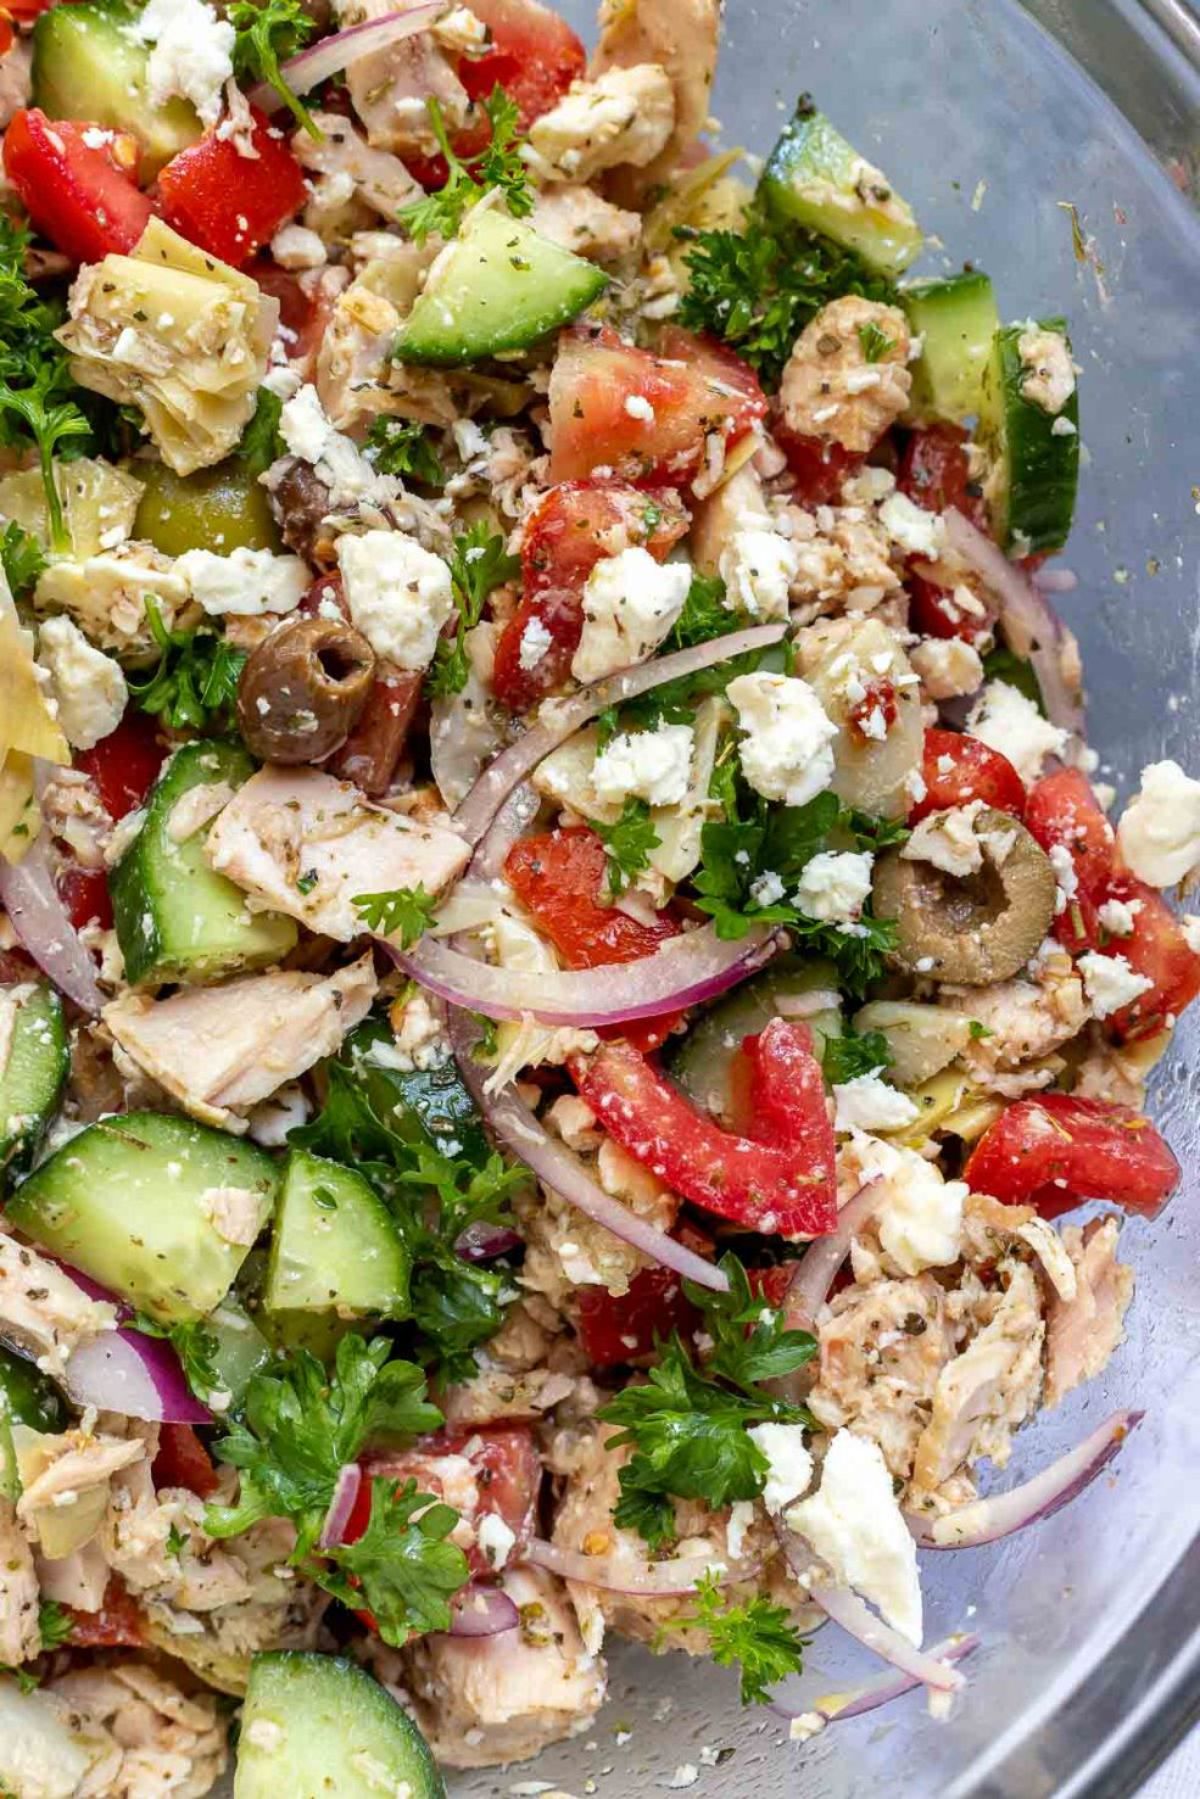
[
  {"left": 427, "top": 520, "right": 519, "bottom": 698},
  {"left": 666, "top": 572, "right": 743, "bottom": 652},
  {"left": 37, "top": 1601, "right": 73, "bottom": 1654},
  {"left": 317, "top": 1476, "right": 469, "bottom": 1646},
  {"left": 821, "top": 1025, "right": 893, "bottom": 1085},
  {"left": 595, "top": 798, "right": 660, "bottom": 897},
  {"left": 237, "top": 387, "right": 285, "bottom": 478},
  {"left": 229, "top": 0, "right": 319, "bottom": 138},
  {"left": 677, "top": 201, "right": 897, "bottom": 391},
  {"left": 400, "top": 86, "right": 533, "bottom": 246},
  {"left": 668, "top": 1572, "right": 807, "bottom": 1705},
  {"left": 857, "top": 319, "right": 895, "bottom": 363},
  {"left": 687, "top": 1253, "right": 818, "bottom": 1396},
  {"left": 365, "top": 417, "right": 446, "bottom": 487},
  {"left": 352, "top": 885, "right": 438, "bottom": 948},
  {"left": 0, "top": 519, "right": 46, "bottom": 600},
  {"left": 128, "top": 600, "right": 246, "bottom": 733}
]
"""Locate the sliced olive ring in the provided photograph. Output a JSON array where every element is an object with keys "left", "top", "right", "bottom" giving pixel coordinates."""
[
  {"left": 872, "top": 808, "right": 1057, "bottom": 987},
  {"left": 237, "top": 615, "right": 377, "bottom": 764}
]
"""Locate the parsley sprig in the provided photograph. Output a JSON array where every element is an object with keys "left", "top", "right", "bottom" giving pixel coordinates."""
[
  {"left": 595, "top": 799, "right": 660, "bottom": 898},
  {"left": 666, "top": 571, "right": 743, "bottom": 653},
  {"left": 666, "top": 1572, "right": 807, "bottom": 1705},
  {"left": 365, "top": 417, "right": 445, "bottom": 487},
  {"left": 229, "top": 0, "right": 319, "bottom": 138},
  {"left": 237, "top": 387, "right": 285, "bottom": 478},
  {"left": 128, "top": 600, "right": 247, "bottom": 733},
  {"left": 821, "top": 1025, "right": 894, "bottom": 1085},
  {"left": 401, "top": 87, "right": 533, "bottom": 245},
  {"left": 352, "top": 885, "right": 437, "bottom": 948},
  {"left": 316, "top": 1477, "right": 468, "bottom": 1643},
  {"left": 0, "top": 519, "right": 46, "bottom": 600},
  {"left": 598, "top": 1254, "right": 815, "bottom": 1549},
  {"left": 427, "top": 520, "right": 519, "bottom": 698}
]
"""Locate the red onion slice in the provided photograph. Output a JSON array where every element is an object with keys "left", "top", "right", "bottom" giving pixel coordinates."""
[
  {"left": 319, "top": 1463, "right": 363, "bottom": 1550},
  {"left": 0, "top": 836, "right": 104, "bottom": 1015},
  {"left": 448, "top": 1009, "right": 729, "bottom": 1293},
  {"left": 773, "top": 1632, "right": 979, "bottom": 1727},
  {"left": 454, "top": 1219, "right": 523, "bottom": 1263},
  {"left": 472, "top": 782, "right": 540, "bottom": 883},
  {"left": 248, "top": 3, "right": 446, "bottom": 110},
  {"left": 62, "top": 1327, "right": 211, "bottom": 1425},
  {"left": 394, "top": 923, "right": 777, "bottom": 1028},
  {"left": 943, "top": 509, "right": 1084, "bottom": 736},
  {"left": 446, "top": 1583, "right": 520, "bottom": 1637},
  {"left": 908, "top": 1409, "right": 1144, "bottom": 1550},
  {"left": 525, "top": 1536, "right": 758, "bottom": 1596},
  {"left": 452, "top": 623, "right": 787, "bottom": 849},
  {"left": 782, "top": 1180, "right": 884, "bottom": 1334}
]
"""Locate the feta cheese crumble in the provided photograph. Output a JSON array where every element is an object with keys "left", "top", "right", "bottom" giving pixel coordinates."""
[
  {"left": 1017, "top": 325, "right": 1076, "bottom": 415},
  {"left": 793, "top": 850, "right": 874, "bottom": 924},
  {"left": 785, "top": 1428, "right": 923, "bottom": 1644},
  {"left": 719, "top": 524, "right": 800, "bottom": 621},
  {"left": 1097, "top": 896, "right": 1139, "bottom": 937},
  {"left": 746, "top": 1423, "right": 813, "bottom": 1514},
  {"left": 571, "top": 549, "right": 691, "bottom": 684},
  {"left": 878, "top": 491, "right": 945, "bottom": 560},
  {"left": 1077, "top": 952, "right": 1154, "bottom": 1019},
  {"left": 967, "top": 680, "right": 1068, "bottom": 784},
  {"left": 849, "top": 1132, "right": 967, "bottom": 1275},
  {"left": 726, "top": 671, "right": 838, "bottom": 808},
  {"left": 132, "top": 0, "right": 234, "bottom": 129},
  {"left": 833, "top": 1072, "right": 919, "bottom": 1134},
  {"left": 336, "top": 531, "right": 455, "bottom": 672},
  {"left": 1117, "top": 760, "right": 1200, "bottom": 887},
  {"left": 592, "top": 724, "right": 695, "bottom": 809},
  {"left": 269, "top": 224, "right": 328, "bottom": 270},
  {"left": 517, "top": 617, "right": 553, "bottom": 672},
  {"left": 902, "top": 801, "right": 987, "bottom": 879},
  {"left": 176, "top": 547, "right": 309, "bottom": 617},
  {"left": 36, "top": 615, "right": 127, "bottom": 750}
]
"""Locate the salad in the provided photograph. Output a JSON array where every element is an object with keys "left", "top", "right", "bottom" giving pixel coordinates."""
[{"left": 0, "top": 0, "right": 1197, "bottom": 1789}]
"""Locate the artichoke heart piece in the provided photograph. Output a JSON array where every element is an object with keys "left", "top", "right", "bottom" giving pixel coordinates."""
[
  {"left": 33, "top": 542, "right": 195, "bottom": 660},
  {"left": 0, "top": 457, "right": 144, "bottom": 558},
  {"left": 57, "top": 220, "right": 279, "bottom": 476},
  {"left": 0, "top": 568, "right": 69, "bottom": 767}
]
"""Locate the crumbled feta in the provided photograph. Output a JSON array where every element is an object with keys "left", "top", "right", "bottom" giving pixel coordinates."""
[
  {"left": 793, "top": 850, "right": 874, "bottom": 923},
  {"left": 902, "top": 801, "right": 986, "bottom": 879},
  {"left": 1077, "top": 951, "right": 1154, "bottom": 1019},
  {"left": 1117, "top": 759, "right": 1200, "bottom": 887},
  {"left": 1017, "top": 325, "right": 1076, "bottom": 415},
  {"left": 878, "top": 491, "right": 945, "bottom": 560},
  {"left": 592, "top": 724, "right": 694, "bottom": 808},
  {"left": 850, "top": 1132, "right": 967, "bottom": 1275},
  {"left": 726, "top": 671, "right": 838, "bottom": 808},
  {"left": 518, "top": 616, "right": 553, "bottom": 671},
  {"left": 269, "top": 224, "right": 328, "bottom": 270},
  {"left": 176, "top": 546, "right": 308, "bottom": 617},
  {"left": 624, "top": 394, "right": 656, "bottom": 423},
  {"left": 833, "top": 1072, "right": 919, "bottom": 1134},
  {"left": 132, "top": 0, "right": 234, "bottom": 128},
  {"left": 369, "top": 993, "right": 449, "bottom": 1073},
  {"left": 476, "top": 1511, "right": 517, "bottom": 1570},
  {"left": 725, "top": 1499, "right": 756, "bottom": 1560},
  {"left": 967, "top": 680, "right": 1068, "bottom": 784},
  {"left": 749, "top": 869, "right": 786, "bottom": 908},
  {"left": 35, "top": 615, "right": 127, "bottom": 751},
  {"left": 279, "top": 383, "right": 398, "bottom": 509},
  {"left": 337, "top": 530, "right": 455, "bottom": 672},
  {"left": 523, "top": 65, "right": 676, "bottom": 185},
  {"left": 1048, "top": 843, "right": 1078, "bottom": 917},
  {"left": 909, "top": 637, "right": 983, "bottom": 701},
  {"left": 747, "top": 1423, "right": 813, "bottom": 1514},
  {"left": 785, "top": 1428, "right": 923, "bottom": 1644},
  {"left": 719, "top": 524, "right": 800, "bottom": 622},
  {"left": 571, "top": 548, "right": 691, "bottom": 684},
  {"left": 1096, "top": 896, "right": 1139, "bottom": 938}
]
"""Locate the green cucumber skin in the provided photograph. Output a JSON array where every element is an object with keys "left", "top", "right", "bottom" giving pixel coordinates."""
[
  {"left": 758, "top": 103, "right": 924, "bottom": 276},
  {"left": 982, "top": 318, "right": 1080, "bottom": 554},
  {"left": 902, "top": 272, "right": 1000, "bottom": 423},
  {"left": 234, "top": 1653, "right": 445, "bottom": 1799},
  {"left": 264, "top": 1149, "right": 411, "bottom": 1319},
  {"left": 8, "top": 1110, "right": 279, "bottom": 1325},
  {"left": 0, "top": 984, "right": 68, "bottom": 1186},
  {"left": 396, "top": 208, "right": 608, "bottom": 368},
  {"left": 0, "top": 1345, "right": 69, "bottom": 1434},
  {"left": 109, "top": 740, "right": 296, "bottom": 987}
]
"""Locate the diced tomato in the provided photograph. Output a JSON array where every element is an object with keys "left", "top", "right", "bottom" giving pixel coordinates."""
[
  {"left": 158, "top": 109, "right": 306, "bottom": 269},
  {"left": 1025, "top": 768, "right": 1117, "bottom": 950},
  {"left": 908, "top": 567, "right": 994, "bottom": 643},
  {"left": 745, "top": 1019, "right": 837, "bottom": 1183},
  {"left": 574, "top": 1022, "right": 837, "bottom": 1237},
  {"left": 897, "top": 423, "right": 988, "bottom": 528},
  {"left": 152, "top": 1422, "right": 220, "bottom": 1499},
  {"left": 248, "top": 260, "right": 332, "bottom": 367},
  {"left": 548, "top": 323, "right": 766, "bottom": 489},
  {"left": 492, "top": 482, "right": 688, "bottom": 711},
  {"left": 57, "top": 865, "right": 112, "bottom": 933},
  {"left": 329, "top": 669, "right": 424, "bottom": 797},
  {"left": 846, "top": 678, "right": 898, "bottom": 748},
  {"left": 747, "top": 1262, "right": 803, "bottom": 1307},
  {"left": 775, "top": 431, "right": 862, "bottom": 505},
  {"left": 1096, "top": 874, "right": 1200, "bottom": 1041},
  {"left": 505, "top": 827, "right": 683, "bottom": 1051},
  {"left": 576, "top": 1224, "right": 715, "bottom": 1367},
  {"left": 75, "top": 711, "right": 165, "bottom": 821},
  {"left": 963, "top": 1091, "right": 1180, "bottom": 1220},
  {"left": 351, "top": 1425, "right": 541, "bottom": 1581},
  {"left": 911, "top": 727, "right": 1026, "bottom": 825},
  {"left": 3, "top": 109, "right": 153, "bottom": 264},
  {"left": 66, "top": 1577, "right": 145, "bottom": 1648}
]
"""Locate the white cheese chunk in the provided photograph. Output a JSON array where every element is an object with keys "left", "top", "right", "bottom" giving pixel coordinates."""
[
  {"left": 719, "top": 524, "right": 800, "bottom": 622},
  {"left": 1096, "top": 896, "right": 1139, "bottom": 937},
  {"left": 785, "top": 1429, "right": 923, "bottom": 1645},
  {"left": 132, "top": 0, "right": 234, "bottom": 128},
  {"left": 592, "top": 724, "right": 694, "bottom": 808},
  {"left": 279, "top": 384, "right": 399, "bottom": 510},
  {"left": 1017, "top": 325, "right": 1076, "bottom": 415},
  {"left": 35, "top": 615, "right": 127, "bottom": 751},
  {"left": 476, "top": 1511, "right": 517, "bottom": 1571},
  {"left": 793, "top": 850, "right": 874, "bottom": 924},
  {"left": 1077, "top": 951, "right": 1154, "bottom": 1019},
  {"left": 966, "top": 679, "right": 1067, "bottom": 784},
  {"left": 901, "top": 801, "right": 987, "bottom": 879},
  {"left": 849, "top": 1132, "right": 967, "bottom": 1275},
  {"left": 1116, "top": 759, "right": 1200, "bottom": 887},
  {"left": 878, "top": 491, "right": 945, "bottom": 560},
  {"left": 571, "top": 548, "right": 691, "bottom": 684},
  {"left": 176, "top": 546, "right": 309, "bottom": 617},
  {"left": 269, "top": 224, "right": 328, "bottom": 270},
  {"left": 833, "top": 1073, "right": 919, "bottom": 1134},
  {"left": 337, "top": 530, "right": 455, "bottom": 672},
  {"left": 726, "top": 671, "right": 838, "bottom": 808},
  {"left": 747, "top": 1423, "right": 813, "bottom": 1514},
  {"left": 909, "top": 637, "right": 984, "bottom": 701}
]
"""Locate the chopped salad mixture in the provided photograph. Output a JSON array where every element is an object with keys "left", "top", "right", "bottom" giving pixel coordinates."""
[{"left": 0, "top": 0, "right": 1196, "bottom": 1789}]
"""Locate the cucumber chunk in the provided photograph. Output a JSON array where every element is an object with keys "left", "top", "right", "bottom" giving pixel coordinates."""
[
  {"left": 265, "top": 1149, "right": 411, "bottom": 1319},
  {"left": 0, "top": 982, "right": 68, "bottom": 1185},
  {"left": 667, "top": 955, "right": 843, "bottom": 1128},
  {"left": 110, "top": 740, "right": 297, "bottom": 987},
  {"left": 979, "top": 318, "right": 1080, "bottom": 554},
  {"left": 758, "top": 100, "right": 923, "bottom": 276},
  {"left": 31, "top": 0, "right": 202, "bottom": 177},
  {"left": 395, "top": 206, "right": 608, "bottom": 368},
  {"left": 205, "top": 1295, "right": 273, "bottom": 1406},
  {"left": 234, "top": 1652, "right": 445, "bottom": 1799},
  {"left": 0, "top": 1344, "right": 68, "bottom": 1434},
  {"left": 134, "top": 460, "right": 281, "bottom": 556},
  {"left": 7, "top": 1110, "right": 279, "bottom": 1325},
  {"left": 342, "top": 1018, "right": 489, "bottom": 1163},
  {"left": 902, "top": 272, "right": 1000, "bottom": 423}
]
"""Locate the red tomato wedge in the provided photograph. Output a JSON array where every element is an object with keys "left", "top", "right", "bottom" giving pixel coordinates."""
[
  {"left": 911, "top": 728, "right": 1026, "bottom": 825},
  {"left": 152, "top": 1423, "right": 220, "bottom": 1498},
  {"left": 351, "top": 1426, "right": 541, "bottom": 1581},
  {"left": 775, "top": 431, "right": 862, "bottom": 505},
  {"left": 158, "top": 108, "right": 306, "bottom": 269},
  {"left": 66, "top": 1577, "right": 146, "bottom": 1648},
  {"left": 492, "top": 482, "right": 688, "bottom": 712},
  {"left": 898, "top": 423, "right": 987, "bottom": 527},
  {"left": 963, "top": 1091, "right": 1179, "bottom": 1220},
  {"left": 1025, "top": 767, "right": 1116, "bottom": 950},
  {"left": 3, "top": 109, "right": 152, "bottom": 264},
  {"left": 1093, "top": 875, "right": 1200, "bottom": 1041},
  {"left": 548, "top": 323, "right": 766, "bottom": 489},
  {"left": 576, "top": 1226, "right": 714, "bottom": 1367},
  {"left": 573, "top": 1021, "right": 837, "bottom": 1237},
  {"left": 57, "top": 866, "right": 112, "bottom": 933},
  {"left": 75, "top": 711, "right": 165, "bottom": 821}
]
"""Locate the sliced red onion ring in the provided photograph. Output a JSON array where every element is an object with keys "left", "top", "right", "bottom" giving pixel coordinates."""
[
  {"left": 319, "top": 1463, "right": 363, "bottom": 1550},
  {"left": 908, "top": 1409, "right": 1143, "bottom": 1550},
  {"left": 0, "top": 836, "right": 104, "bottom": 1014},
  {"left": 472, "top": 782, "right": 540, "bottom": 883},
  {"left": 448, "top": 1009, "right": 729, "bottom": 1293},
  {"left": 394, "top": 922, "right": 777, "bottom": 1028},
  {"left": 943, "top": 509, "right": 1084, "bottom": 736},
  {"left": 454, "top": 1219, "right": 523, "bottom": 1263},
  {"left": 452, "top": 623, "right": 787, "bottom": 848},
  {"left": 248, "top": 3, "right": 446, "bottom": 110},
  {"left": 1032, "top": 566, "right": 1079, "bottom": 595},
  {"left": 446, "top": 1583, "right": 521, "bottom": 1637},
  {"left": 772, "top": 1632, "right": 979, "bottom": 1726},
  {"left": 782, "top": 1180, "right": 884, "bottom": 1334},
  {"left": 525, "top": 1536, "right": 759, "bottom": 1595},
  {"left": 62, "top": 1328, "right": 211, "bottom": 1425}
]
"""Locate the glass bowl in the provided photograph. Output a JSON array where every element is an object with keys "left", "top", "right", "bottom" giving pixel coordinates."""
[{"left": 454, "top": 1, "right": 1200, "bottom": 1793}]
